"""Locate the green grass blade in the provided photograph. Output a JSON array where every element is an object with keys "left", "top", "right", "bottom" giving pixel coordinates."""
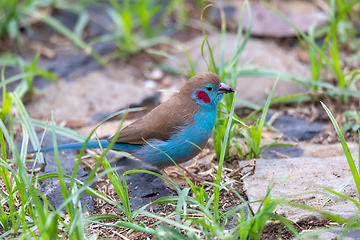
[
  {"left": 136, "top": 210, "right": 201, "bottom": 233},
  {"left": 29, "top": 118, "right": 87, "bottom": 142},
  {"left": 50, "top": 112, "right": 73, "bottom": 216},
  {"left": 222, "top": 0, "right": 252, "bottom": 77},
  {"left": 238, "top": 67, "right": 360, "bottom": 98},
  {"left": 74, "top": 11, "right": 89, "bottom": 38},
  {"left": 258, "top": 75, "right": 279, "bottom": 134},
  {"left": 10, "top": 92, "right": 44, "bottom": 163},
  {"left": 116, "top": 221, "right": 156, "bottom": 234},
  {"left": 201, "top": 4, "right": 217, "bottom": 73},
  {"left": 214, "top": 91, "right": 236, "bottom": 220},
  {"left": 321, "top": 102, "right": 360, "bottom": 198}
]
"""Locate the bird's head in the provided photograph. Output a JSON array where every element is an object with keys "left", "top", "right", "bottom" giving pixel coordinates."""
[{"left": 179, "top": 72, "right": 234, "bottom": 108}]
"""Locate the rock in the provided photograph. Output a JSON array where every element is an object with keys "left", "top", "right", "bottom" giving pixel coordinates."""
[
  {"left": 23, "top": 133, "right": 94, "bottom": 213},
  {"left": 243, "top": 149, "right": 359, "bottom": 222},
  {"left": 261, "top": 142, "right": 360, "bottom": 160},
  {"left": 268, "top": 114, "right": 327, "bottom": 141},
  {"left": 323, "top": 228, "right": 360, "bottom": 240},
  {"left": 36, "top": 41, "right": 116, "bottom": 80},
  {"left": 302, "top": 227, "right": 360, "bottom": 240},
  {"left": 112, "top": 157, "right": 175, "bottom": 211},
  {"left": 260, "top": 145, "right": 304, "bottom": 159},
  {"left": 209, "top": 0, "right": 329, "bottom": 37},
  {"left": 37, "top": 178, "right": 94, "bottom": 213},
  {"left": 26, "top": 69, "right": 159, "bottom": 123},
  {"left": 302, "top": 142, "right": 359, "bottom": 159},
  {"left": 166, "top": 33, "right": 309, "bottom": 105}
]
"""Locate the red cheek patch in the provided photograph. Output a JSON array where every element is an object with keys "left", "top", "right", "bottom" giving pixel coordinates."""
[{"left": 195, "top": 90, "right": 211, "bottom": 103}]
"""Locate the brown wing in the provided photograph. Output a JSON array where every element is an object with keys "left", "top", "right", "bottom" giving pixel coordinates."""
[{"left": 109, "top": 95, "right": 200, "bottom": 145}]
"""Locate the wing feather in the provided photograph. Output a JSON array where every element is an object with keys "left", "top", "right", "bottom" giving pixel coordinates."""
[{"left": 109, "top": 95, "right": 200, "bottom": 145}]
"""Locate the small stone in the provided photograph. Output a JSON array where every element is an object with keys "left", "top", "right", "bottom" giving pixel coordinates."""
[
  {"left": 150, "top": 68, "right": 164, "bottom": 80},
  {"left": 144, "top": 80, "right": 158, "bottom": 90}
]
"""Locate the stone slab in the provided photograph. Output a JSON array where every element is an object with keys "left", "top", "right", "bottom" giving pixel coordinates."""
[
  {"left": 26, "top": 69, "right": 158, "bottom": 123},
  {"left": 243, "top": 152, "right": 359, "bottom": 222}
]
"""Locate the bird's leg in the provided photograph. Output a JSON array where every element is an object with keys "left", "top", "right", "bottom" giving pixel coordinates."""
[
  {"left": 157, "top": 167, "right": 179, "bottom": 191},
  {"left": 158, "top": 167, "right": 172, "bottom": 181},
  {"left": 177, "top": 165, "right": 213, "bottom": 182},
  {"left": 157, "top": 165, "right": 212, "bottom": 189}
]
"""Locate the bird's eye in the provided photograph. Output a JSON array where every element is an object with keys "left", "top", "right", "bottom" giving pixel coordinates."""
[{"left": 206, "top": 87, "right": 213, "bottom": 91}]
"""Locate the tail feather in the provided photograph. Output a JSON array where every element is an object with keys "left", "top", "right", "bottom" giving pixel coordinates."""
[
  {"left": 31, "top": 140, "right": 143, "bottom": 154},
  {"left": 31, "top": 140, "right": 110, "bottom": 153}
]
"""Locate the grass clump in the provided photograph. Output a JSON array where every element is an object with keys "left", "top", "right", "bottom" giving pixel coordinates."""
[
  {"left": 0, "top": 0, "right": 52, "bottom": 41},
  {"left": 266, "top": 0, "right": 360, "bottom": 103},
  {"left": 89, "top": 0, "right": 189, "bottom": 58},
  {"left": 343, "top": 110, "right": 360, "bottom": 132},
  {"left": 0, "top": 53, "right": 57, "bottom": 99},
  {"left": 196, "top": 3, "right": 286, "bottom": 161},
  {"left": 0, "top": 106, "right": 136, "bottom": 238},
  {"left": 0, "top": 0, "right": 96, "bottom": 42}
]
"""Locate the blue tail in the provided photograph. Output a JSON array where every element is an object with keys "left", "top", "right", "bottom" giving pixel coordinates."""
[
  {"left": 31, "top": 140, "right": 110, "bottom": 153},
  {"left": 31, "top": 140, "right": 142, "bottom": 154}
]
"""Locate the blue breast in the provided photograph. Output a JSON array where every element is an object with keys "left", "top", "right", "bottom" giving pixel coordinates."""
[{"left": 133, "top": 108, "right": 217, "bottom": 167}]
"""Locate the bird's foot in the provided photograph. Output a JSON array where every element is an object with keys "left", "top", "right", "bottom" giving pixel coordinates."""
[
  {"left": 157, "top": 166, "right": 213, "bottom": 191},
  {"left": 157, "top": 169, "right": 181, "bottom": 191},
  {"left": 172, "top": 165, "right": 213, "bottom": 182}
]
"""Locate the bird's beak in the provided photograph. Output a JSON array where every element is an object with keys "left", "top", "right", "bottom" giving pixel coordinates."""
[{"left": 217, "top": 83, "right": 234, "bottom": 95}]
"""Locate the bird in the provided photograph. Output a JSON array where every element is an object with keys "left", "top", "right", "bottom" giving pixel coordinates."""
[{"left": 34, "top": 72, "right": 234, "bottom": 179}]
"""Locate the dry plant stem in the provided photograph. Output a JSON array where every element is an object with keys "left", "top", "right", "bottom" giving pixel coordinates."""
[
  {"left": 227, "top": 159, "right": 256, "bottom": 180},
  {"left": 267, "top": 150, "right": 292, "bottom": 159},
  {"left": 267, "top": 112, "right": 281, "bottom": 126}
]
